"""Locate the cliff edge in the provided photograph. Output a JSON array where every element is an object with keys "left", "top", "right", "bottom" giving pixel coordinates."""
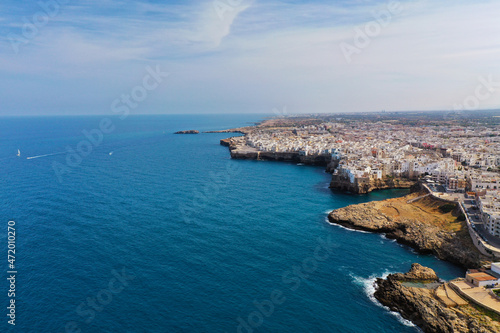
[
  {"left": 374, "top": 264, "right": 500, "bottom": 333},
  {"left": 328, "top": 192, "right": 489, "bottom": 268},
  {"left": 330, "top": 174, "right": 415, "bottom": 194}
]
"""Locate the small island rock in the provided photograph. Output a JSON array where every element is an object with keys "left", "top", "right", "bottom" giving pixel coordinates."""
[{"left": 174, "top": 130, "right": 199, "bottom": 134}]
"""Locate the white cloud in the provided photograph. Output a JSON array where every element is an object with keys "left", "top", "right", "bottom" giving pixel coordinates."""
[
  {"left": 1, "top": 0, "right": 500, "bottom": 115},
  {"left": 193, "top": 0, "right": 255, "bottom": 48}
]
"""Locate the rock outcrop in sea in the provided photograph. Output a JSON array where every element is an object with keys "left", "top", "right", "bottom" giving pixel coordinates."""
[
  {"left": 174, "top": 130, "right": 199, "bottom": 134},
  {"left": 328, "top": 193, "right": 489, "bottom": 268},
  {"left": 374, "top": 264, "right": 500, "bottom": 333}
]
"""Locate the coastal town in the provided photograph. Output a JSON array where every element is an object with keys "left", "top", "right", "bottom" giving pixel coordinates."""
[
  {"left": 217, "top": 111, "right": 500, "bottom": 331},
  {"left": 222, "top": 112, "right": 500, "bottom": 253}
]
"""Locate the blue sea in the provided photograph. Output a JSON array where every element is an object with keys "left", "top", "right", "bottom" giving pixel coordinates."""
[{"left": 0, "top": 114, "right": 464, "bottom": 332}]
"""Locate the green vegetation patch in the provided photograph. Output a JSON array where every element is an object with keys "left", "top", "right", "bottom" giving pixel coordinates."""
[{"left": 439, "top": 203, "right": 457, "bottom": 214}]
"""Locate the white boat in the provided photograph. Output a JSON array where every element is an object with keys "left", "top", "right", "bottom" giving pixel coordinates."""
[
  {"left": 109, "top": 151, "right": 113, "bottom": 155},
  {"left": 17, "top": 149, "right": 20, "bottom": 157}
]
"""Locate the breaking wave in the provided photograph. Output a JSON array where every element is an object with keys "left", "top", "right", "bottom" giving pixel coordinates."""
[{"left": 350, "top": 272, "right": 417, "bottom": 328}]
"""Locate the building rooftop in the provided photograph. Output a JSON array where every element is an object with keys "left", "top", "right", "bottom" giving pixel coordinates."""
[{"left": 467, "top": 272, "right": 498, "bottom": 281}]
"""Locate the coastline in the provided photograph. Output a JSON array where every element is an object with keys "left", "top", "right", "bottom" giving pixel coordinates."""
[
  {"left": 213, "top": 119, "right": 498, "bottom": 331},
  {"left": 217, "top": 124, "right": 416, "bottom": 193},
  {"left": 220, "top": 135, "right": 332, "bottom": 166},
  {"left": 216, "top": 125, "right": 486, "bottom": 267},
  {"left": 327, "top": 191, "right": 488, "bottom": 268},
  {"left": 217, "top": 127, "right": 488, "bottom": 267},
  {"left": 374, "top": 264, "right": 500, "bottom": 333}
]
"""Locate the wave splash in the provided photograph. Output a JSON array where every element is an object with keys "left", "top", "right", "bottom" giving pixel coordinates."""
[
  {"left": 350, "top": 272, "right": 417, "bottom": 328},
  {"left": 324, "top": 216, "right": 371, "bottom": 233}
]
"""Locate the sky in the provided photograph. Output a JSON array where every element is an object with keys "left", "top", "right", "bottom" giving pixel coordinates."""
[{"left": 0, "top": 0, "right": 499, "bottom": 116}]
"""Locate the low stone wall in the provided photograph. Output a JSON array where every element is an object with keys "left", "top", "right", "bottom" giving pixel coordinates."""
[
  {"left": 489, "top": 289, "right": 500, "bottom": 301},
  {"left": 459, "top": 202, "right": 500, "bottom": 258},
  {"left": 421, "top": 184, "right": 458, "bottom": 204},
  {"left": 449, "top": 280, "right": 500, "bottom": 316}
]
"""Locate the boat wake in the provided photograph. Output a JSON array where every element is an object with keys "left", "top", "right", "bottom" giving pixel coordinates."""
[
  {"left": 350, "top": 272, "right": 417, "bottom": 328},
  {"left": 26, "top": 151, "right": 66, "bottom": 160}
]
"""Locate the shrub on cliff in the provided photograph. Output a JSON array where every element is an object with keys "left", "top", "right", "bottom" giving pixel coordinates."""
[{"left": 439, "top": 203, "right": 456, "bottom": 214}]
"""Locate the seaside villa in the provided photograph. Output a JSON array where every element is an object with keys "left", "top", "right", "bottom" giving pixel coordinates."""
[{"left": 466, "top": 263, "right": 500, "bottom": 287}]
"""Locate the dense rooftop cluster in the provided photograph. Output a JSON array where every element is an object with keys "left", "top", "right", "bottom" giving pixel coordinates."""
[
  {"left": 246, "top": 117, "right": 500, "bottom": 239},
  {"left": 247, "top": 121, "right": 498, "bottom": 184}
]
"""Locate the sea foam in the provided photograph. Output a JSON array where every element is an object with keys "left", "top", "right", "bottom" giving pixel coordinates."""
[{"left": 350, "top": 272, "right": 417, "bottom": 328}]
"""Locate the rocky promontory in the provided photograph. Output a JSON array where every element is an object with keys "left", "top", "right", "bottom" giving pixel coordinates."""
[
  {"left": 174, "top": 130, "right": 199, "bottom": 134},
  {"left": 328, "top": 192, "right": 489, "bottom": 268},
  {"left": 374, "top": 264, "right": 500, "bottom": 332}
]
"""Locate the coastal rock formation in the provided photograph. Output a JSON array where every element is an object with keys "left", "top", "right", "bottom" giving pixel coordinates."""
[
  {"left": 328, "top": 193, "right": 489, "bottom": 268},
  {"left": 329, "top": 173, "right": 415, "bottom": 194},
  {"left": 223, "top": 136, "right": 331, "bottom": 165},
  {"left": 374, "top": 264, "right": 500, "bottom": 333},
  {"left": 174, "top": 130, "right": 199, "bottom": 134},
  {"left": 220, "top": 138, "right": 232, "bottom": 147},
  {"left": 391, "top": 263, "right": 439, "bottom": 281}
]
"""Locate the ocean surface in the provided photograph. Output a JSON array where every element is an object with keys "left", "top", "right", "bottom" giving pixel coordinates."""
[{"left": 0, "top": 114, "right": 464, "bottom": 332}]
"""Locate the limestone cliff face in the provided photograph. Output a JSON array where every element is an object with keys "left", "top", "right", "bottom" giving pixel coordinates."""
[
  {"left": 222, "top": 136, "right": 331, "bottom": 165},
  {"left": 220, "top": 138, "right": 232, "bottom": 147},
  {"left": 374, "top": 264, "right": 500, "bottom": 333},
  {"left": 328, "top": 194, "right": 488, "bottom": 268},
  {"left": 329, "top": 174, "right": 415, "bottom": 194},
  {"left": 390, "top": 263, "right": 439, "bottom": 281}
]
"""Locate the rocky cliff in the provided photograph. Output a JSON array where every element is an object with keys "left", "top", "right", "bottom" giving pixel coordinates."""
[
  {"left": 329, "top": 174, "right": 415, "bottom": 194},
  {"left": 328, "top": 193, "right": 489, "bottom": 268},
  {"left": 374, "top": 264, "right": 500, "bottom": 333},
  {"left": 221, "top": 136, "right": 331, "bottom": 165}
]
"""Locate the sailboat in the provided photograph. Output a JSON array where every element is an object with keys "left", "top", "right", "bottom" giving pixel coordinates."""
[{"left": 17, "top": 149, "right": 20, "bottom": 157}]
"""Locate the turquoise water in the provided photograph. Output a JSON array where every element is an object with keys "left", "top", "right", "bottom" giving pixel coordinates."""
[{"left": 0, "top": 114, "right": 463, "bottom": 332}]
